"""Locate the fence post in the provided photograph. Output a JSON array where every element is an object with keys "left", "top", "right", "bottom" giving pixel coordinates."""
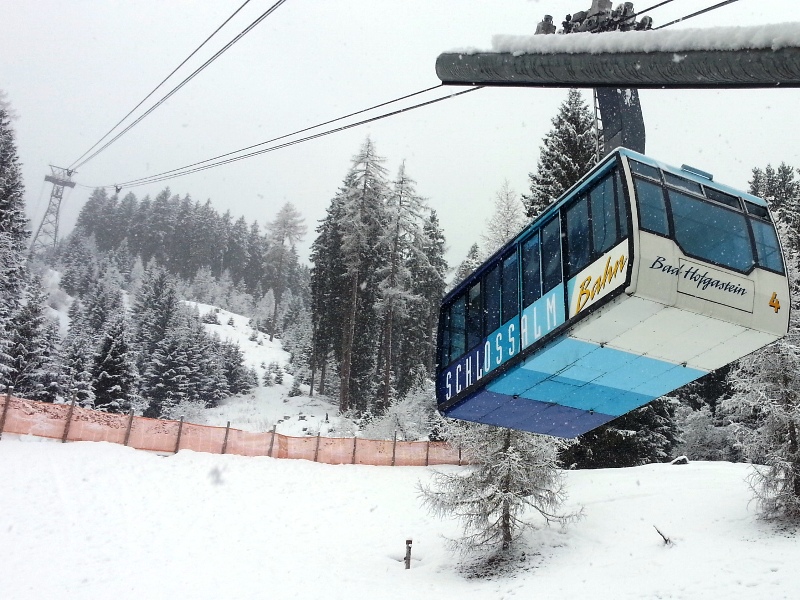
[
  {"left": 222, "top": 421, "right": 231, "bottom": 454},
  {"left": 458, "top": 444, "right": 462, "bottom": 466},
  {"left": 405, "top": 539, "right": 413, "bottom": 569},
  {"left": 123, "top": 409, "right": 134, "bottom": 447},
  {"left": 268, "top": 424, "right": 277, "bottom": 457},
  {"left": 0, "top": 386, "right": 13, "bottom": 441},
  {"left": 425, "top": 440, "right": 430, "bottom": 467},
  {"left": 391, "top": 431, "right": 397, "bottom": 466},
  {"left": 313, "top": 431, "right": 321, "bottom": 462},
  {"left": 62, "top": 395, "right": 77, "bottom": 443},
  {"left": 351, "top": 436, "right": 358, "bottom": 464},
  {"left": 174, "top": 416, "right": 184, "bottom": 453}
]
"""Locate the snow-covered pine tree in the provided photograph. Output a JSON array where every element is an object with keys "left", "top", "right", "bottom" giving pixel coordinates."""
[
  {"left": 403, "top": 210, "right": 448, "bottom": 378},
  {"left": 141, "top": 327, "right": 190, "bottom": 418},
  {"left": 265, "top": 202, "right": 306, "bottom": 342},
  {"left": 420, "top": 422, "right": 577, "bottom": 559},
  {"left": 131, "top": 262, "right": 181, "bottom": 372},
  {"left": 82, "top": 260, "right": 124, "bottom": 332},
  {"left": 217, "top": 340, "right": 257, "bottom": 395},
  {"left": 58, "top": 233, "right": 98, "bottom": 298},
  {"left": 92, "top": 314, "right": 139, "bottom": 413},
  {"left": 1, "top": 277, "right": 59, "bottom": 399},
  {"left": 225, "top": 215, "right": 250, "bottom": 285},
  {"left": 560, "top": 397, "right": 680, "bottom": 469},
  {"left": 748, "top": 163, "right": 800, "bottom": 247},
  {"left": 374, "top": 161, "right": 427, "bottom": 411},
  {"left": 60, "top": 305, "right": 97, "bottom": 408},
  {"left": 481, "top": 180, "right": 528, "bottom": 256},
  {"left": 336, "top": 137, "right": 388, "bottom": 413},
  {"left": 522, "top": 88, "right": 598, "bottom": 219},
  {"left": 0, "top": 92, "right": 29, "bottom": 378},
  {"left": 363, "top": 375, "right": 442, "bottom": 441},
  {"left": 451, "top": 243, "right": 482, "bottom": 288},
  {"left": 309, "top": 193, "right": 348, "bottom": 397},
  {"left": 723, "top": 231, "right": 800, "bottom": 520}
]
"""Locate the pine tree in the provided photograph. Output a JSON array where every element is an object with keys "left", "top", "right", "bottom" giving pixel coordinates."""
[
  {"left": 723, "top": 233, "right": 800, "bottom": 520},
  {"left": 560, "top": 397, "right": 680, "bottom": 469},
  {"left": 405, "top": 210, "right": 448, "bottom": 378},
  {"left": 522, "top": 88, "right": 598, "bottom": 218},
  {"left": 141, "top": 327, "right": 190, "bottom": 418},
  {"left": 309, "top": 193, "right": 348, "bottom": 397},
  {"left": 374, "top": 161, "right": 426, "bottom": 410},
  {"left": 336, "top": 137, "right": 388, "bottom": 413},
  {"left": 131, "top": 262, "right": 181, "bottom": 371},
  {"left": 92, "top": 314, "right": 139, "bottom": 413},
  {"left": 481, "top": 180, "right": 528, "bottom": 256},
  {"left": 60, "top": 304, "right": 97, "bottom": 408},
  {"left": 452, "top": 243, "right": 482, "bottom": 288},
  {"left": 58, "top": 233, "right": 98, "bottom": 298},
  {"left": 0, "top": 92, "right": 29, "bottom": 376},
  {"left": 265, "top": 202, "right": 307, "bottom": 341},
  {"left": 749, "top": 163, "right": 800, "bottom": 248},
  {"left": 420, "top": 422, "right": 577, "bottom": 558},
  {"left": 1, "top": 278, "right": 58, "bottom": 399}
]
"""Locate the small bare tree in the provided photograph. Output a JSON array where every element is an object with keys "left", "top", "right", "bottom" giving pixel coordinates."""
[{"left": 419, "top": 422, "right": 579, "bottom": 558}]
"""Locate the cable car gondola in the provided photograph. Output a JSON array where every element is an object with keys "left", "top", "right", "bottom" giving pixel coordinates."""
[{"left": 437, "top": 148, "right": 789, "bottom": 437}]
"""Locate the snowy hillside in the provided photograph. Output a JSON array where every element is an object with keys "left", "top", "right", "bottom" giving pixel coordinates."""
[
  {"left": 187, "top": 302, "right": 341, "bottom": 438},
  {"left": 1, "top": 438, "right": 796, "bottom": 600}
]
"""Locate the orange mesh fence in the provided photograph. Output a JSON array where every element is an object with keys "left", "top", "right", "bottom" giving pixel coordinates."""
[
  {"left": 427, "top": 441, "right": 462, "bottom": 465},
  {"left": 226, "top": 428, "right": 274, "bottom": 457},
  {"left": 126, "top": 416, "right": 182, "bottom": 453},
  {"left": 178, "top": 422, "right": 228, "bottom": 454},
  {"left": 0, "top": 394, "right": 463, "bottom": 467},
  {"left": 315, "top": 436, "right": 358, "bottom": 465}
]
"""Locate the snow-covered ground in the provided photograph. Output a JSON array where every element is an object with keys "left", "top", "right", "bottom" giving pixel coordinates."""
[
  {"left": 187, "top": 302, "right": 341, "bottom": 438},
  {"left": 1, "top": 437, "right": 796, "bottom": 599}
]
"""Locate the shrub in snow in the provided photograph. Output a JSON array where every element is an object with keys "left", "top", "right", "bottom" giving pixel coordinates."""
[
  {"left": 363, "top": 377, "right": 442, "bottom": 441},
  {"left": 268, "top": 361, "right": 284, "bottom": 385},
  {"left": 200, "top": 310, "right": 220, "bottom": 325},
  {"left": 675, "top": 405, "right": 736, "bottom": 462},
  {"left": 288, "top": 378, "right": 302, "bottom": 397},
  {"left": 227, "top": 317, "right": 235, "bottom": 327}
]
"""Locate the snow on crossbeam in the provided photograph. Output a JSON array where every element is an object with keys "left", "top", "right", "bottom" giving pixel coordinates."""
[{"left": 436, "top": 23, "right": 800, "bottom": 88}]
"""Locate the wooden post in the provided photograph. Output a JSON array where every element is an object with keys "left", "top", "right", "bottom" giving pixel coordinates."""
[
  {"left": 222, "top": 421, "right": 231, "bottom": 454},
  {"left": 268, "top": 424, "right": 277, "bottom": 457},
  {"left": 174, "top": 416, "right": 184, "bottom": 453},
  {"left": 313, "top": 431, "right": 321, "bottom": 462},
  {"left": 61, "top": 395, "right": 77, "bottom": 443},
  {"left": 123, "top": 409, "right": 134, "bottom": 447},
  {"left": 0, "top": 386, "right": 13, "bottom": 441},
  {"left": 458, "top": 444, "right": 462, "bottom": 466},
  {"left": 404, "top": 539, "right": 413, "bottom": 569},
  {"left": 351, "top": 436, "right": 358, "bottom": 464},
  {"left": 425, "top": 440, "right": 430, "bottom": 467},
  {"left": 391, "top": 430, "right": 397, "bottom": 466}
]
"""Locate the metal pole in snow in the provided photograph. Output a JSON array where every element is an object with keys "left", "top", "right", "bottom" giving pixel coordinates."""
[{"left": 61, "top": 394, "right": 77, "bottom": 443}]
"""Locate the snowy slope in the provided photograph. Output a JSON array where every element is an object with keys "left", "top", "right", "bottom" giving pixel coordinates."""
[
  {"left": 1, "top": 438, "right": 796, "bottom": 600},
  {"left": 187, "top": 302, "right": 341, "bottom": 438}
]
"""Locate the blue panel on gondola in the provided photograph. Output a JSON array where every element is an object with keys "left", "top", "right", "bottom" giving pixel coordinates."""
[{"left": 441, "top": 334, "right": 708, "bottom": 437}]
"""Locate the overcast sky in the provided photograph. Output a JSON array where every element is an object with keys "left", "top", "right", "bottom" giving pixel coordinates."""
[{"left": 3, "top": 0, "right": 799, "bottom": 267}]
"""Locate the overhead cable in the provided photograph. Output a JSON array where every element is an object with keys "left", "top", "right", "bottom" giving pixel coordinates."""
[
  {"left": 104, "top": 84, "right": 446, "bottom": 189},
  {"left": 654, "top": 0, "right": 740, "bottom": 30},
  {"left": 71, "top": 0, "right": 290, "bottom": 171},
  {"left": 68, "top": 0, "right": 257, "bottom": 171},
  {"left": 98, "top": 87, "right": 484, "bottom": 189}
]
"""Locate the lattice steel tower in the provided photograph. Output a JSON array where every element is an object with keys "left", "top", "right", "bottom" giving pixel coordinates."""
[{"left": 29, "top": 166, "right": 76, "bottom": 255}]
